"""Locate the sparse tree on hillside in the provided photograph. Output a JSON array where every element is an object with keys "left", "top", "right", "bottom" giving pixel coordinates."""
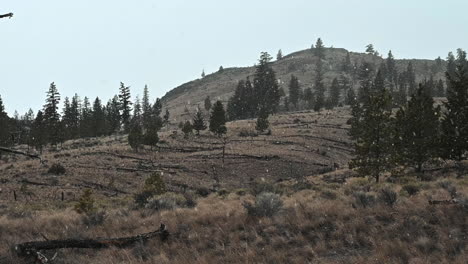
[
  {"left": 204, "top": 96, "right": 212, "bottom": 112},
  {"left": 91, "top": 97, "right": 106, "bottom": 137},
  {"left": 201, "top": 69, "right": 206, "bottom": 78},
  {"left": 365, "top": 44, "right": 375, "bottom": 54},
  {"left": 288, "top": 75, "right": 301, "bottom": 109},
  {"left": 119, "top": 82, "right": 132, "bottom": 132},
  {"left": 255, "top": 108, "right": 270, "bottom": 133},
  {"left": 313, "top": 59, "right": 325, "bottom": 111},
  {"left": 192, "top": 110, "right": 207, "bottom": 135},
  {"left": 277, "top": 49, "right": 283, "bottom": 60},
  {"left": 314, "top": 38, "right": 325, "bottom": 59},
  {"left": 128, "top": 121, "right": 143, "bottom": 152},
  {"left": 182, "top": 121, "right": 193, "bottom": 138},
  {"left": 106, "top": 95, "right": 121, "bottom": 134},
  {"left": 43, "top": 82, "right": 61, "bottom": 147},
  {"left": 31, "top": 110, "right": 46, "bottom": 153},
  {"left": 142, "top": 85, "right": 152, "bottom": 130},
  {"left": 345, "top": 87, "right": 357, "bottom": 106},
  {"left": 303, "top": 87, "right": 314, "bottom": 109},
  {"left": 394, "top": 85, "right": 441, "bottom": 172},
  {"left": 327, "top": 77, "right": 341, "bottom": 108},
  {"left": 209, "top": 101, "right": 227, "bottom": 136},
  {"left": 349, "top": 71, "right": 394, "bottom": 183},
  {"left": 441, "top": 49, "right": 468, "bottom": 161},
  {"left": 80, "top": 97, "right": 92, "bottom": 138},
  {"left": 253, "top": 52, "right": 281, "bottom": 115},
  {"left": 341, "top": 51, "right": 352, "bottom": 73},
  {"left": 163, "top": 108, "right": 170, "bottom": 125},
  {"left": 0, "top": 95, "right": 11, "bottom": 147}
]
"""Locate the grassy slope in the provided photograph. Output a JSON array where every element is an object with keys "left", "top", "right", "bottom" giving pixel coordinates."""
[{"left": 0, "top": 107, "right": 467, "bottom": 263}]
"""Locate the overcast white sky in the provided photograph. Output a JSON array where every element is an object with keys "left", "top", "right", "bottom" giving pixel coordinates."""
[{"left": 1, "top": 0, "right": 467, "bottom": 115}]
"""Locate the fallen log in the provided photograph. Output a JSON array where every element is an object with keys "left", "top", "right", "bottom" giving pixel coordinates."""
[
  {"left": 15, "top": 223, "right": 169, "bottom": 259},
  {"left": 0, "top": 146, "right": 41, "bottom": 161}
]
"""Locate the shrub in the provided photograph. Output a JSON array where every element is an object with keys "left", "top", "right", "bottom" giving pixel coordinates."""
[
  {"left": 244, "top": 192, "right": 283, "bottom": 217},
  {"left": 144, "top": 172, "right": 166, "bottom": 195},
  {"left": 238, "top": 129, "right": 258, "bottom": 137},
  {"left": 353, "top": 191, "right": 375, "bottom": 208},
  {"left": 74, "top": 189, "right": 96, "bottom": 214},
  {"left": 378, "top": 188, "right": 398, "bottom": 207},
  {"left": 196, "top": 187, "right": 211, "bottom": 197},
  {"left": 251, "top": 180, "right": 276, "bottom": 196},
  {"left": 82, "top": 210, "right": 106, "bottom": 226},
  {"left": 402, "top": 183, "right": 420, "bottom": 196},
  {"left": 134, "top": 190, "right": 154, "bottom": 208},
  {"left": 48, "top": 163, "right": 66, "bottom": 175},
  {"left": 438, "top": 180, "right": 458, "bottom": 198},
  {"left": 145, "top": 192, "right": 187, "bottom": 211},
  {"left": 321, "top": 189, "right": 338, "bottom": 200}
]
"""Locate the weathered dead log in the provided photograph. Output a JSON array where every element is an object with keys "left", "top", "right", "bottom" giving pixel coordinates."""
[
  {"left": 0, "top": 146, "right": 41, "bottom": 161},
  {"left": 428, "top": 199, "right": 458, "bottom": 205},
  {"left": 15, "top": 223, "right": 169, "bottom": 258},
  {"left": 0, "top": 13, "right": 13, "bottom": 19}
]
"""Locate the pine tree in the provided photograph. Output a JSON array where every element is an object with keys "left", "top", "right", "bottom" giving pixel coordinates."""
[
  {"left": 128, "top": 121, "right": 143, "bottom": 152},
  {"left": 31, "top": 110, "right": 46, "bottom": 153},
  {"left": 313, "top": 59, "right": 325, "bottom": 111},
  {"left": 386, "top": 50, "right": 397, "bottom": 89},
  {"left": 182, "top": 121, "right": 193, "bottom": 138},
  {"left": 365, "top": 44, "right": 375, "bottom": 54},
  {"left": 255, "top": 108, "right": 270, "bottom": 133},
  {"left": 119, "top": 82, "right": 132, "bottom": 132},
  {"left": 209, "top": 101, "right": 227, "bottom": 136},
  {"left": 288, "top": 75, "right": 301, "bottom": 109},
  {"left": 80, "top": 96, "right": 92, "bottom": 138},
  {"left": 277, "top": 49, "right": 283, "bottom": 60},
  {"left": 349, "top": 71, "right": 394, "bottom": 182},
  {"left": 394, "top": 85, "right": 441, "bottom": 172},
  {"left": 61, "top": 97, "right": 73, "bottom": 140},
  {"left": 227, "top": 80, "right": 250, "bottom": 120},
  {"left": 142, "top": 85, "right": 152, "bottom": 130},
  {"left": 394, "top": 73, "right": 407, "bottom": 106},
  {"left": 314, "top": 38, "right": 325, "bottom": 59},
  {"left": 284, "top": 96, "right": 290, "bottom": 111},
  {"left": 201, "top": 69, "right": 206, "bottom": 78},
  {"left": 143, "top": 101, "right": 163, "bottom": 150},
  {"left": 253, "top": 52, "right": 281, "bottom": 115},
  {"left": 192, "top": 110, "right": 207, "bottom": 135},
  {"left": 106, "top": 95, "right": 121, "bottom": 134},
  {"left": 0, "top": 95, "right": 11, "bottom": 147},
  {"left": 436, "top": 79, "right": 445, "bottom": 97},
  {"left": 341, "top": 51, "right": 352, "bottom": 73},
  {"left": 204, "top": 96, "right": 212, "bottom": 112},
  {"left": 406, "top": 62, "right": 417, "bottom": 96},
  {"left": 91, "top": 97, "right": 106, "bottom": 137},
  {"left": 441, "top": 49, "right": 468, "bottom": 161},
  {"left": 70, "top": 94, "right": 81, "bottom": 138},
  {"left": 303, "top": 87, "right": 314, "bottom": 109},
  {"left": 43, "top": 82, "right": 61, "bottom": 146},
  {"left": 132, "top": 96, "right": 142, "bottom": 127},
  {"left": 345, "top": 87, "right": 357, "bottom": 106},
  {"left": 218, "top": 66, "right": 224, "bottom": 73},
  {"left": 328, "top": 77, "right": 341, "bottom": 108}
]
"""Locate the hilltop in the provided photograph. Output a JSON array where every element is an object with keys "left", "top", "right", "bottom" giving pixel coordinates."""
[{"left": 161, "top": 47, "right": 446, "bottom": 120}]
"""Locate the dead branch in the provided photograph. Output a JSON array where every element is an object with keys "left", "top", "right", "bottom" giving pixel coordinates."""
[
  {"left": 15, "top": 223, "right": 169, "bottom": 260},
  {"left": 0, "top": 146, "right": 41, "bottom": 161},
  {"left": 0, "top": 13, "right": 13, "bottom": 19}
]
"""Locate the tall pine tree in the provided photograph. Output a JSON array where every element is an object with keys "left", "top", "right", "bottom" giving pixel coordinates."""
[{"left": 119, "top": 82, "right": 132, "bottom": 132}]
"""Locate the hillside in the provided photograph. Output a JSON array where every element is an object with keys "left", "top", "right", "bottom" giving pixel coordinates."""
[{"left": 161, "top": 47, "right": 446, "bottom": 121}]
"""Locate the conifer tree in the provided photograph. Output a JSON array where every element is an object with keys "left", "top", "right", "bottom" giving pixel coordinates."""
[
  {"left": 253, "top": 52, "right": 281, "bottom": 115},
  {"left": 345, "top": 87, "right": 357, "bottom": 106},
  {"left": 106, "top": 95, "right": 121, "bottom": 134},
  {"left": 313, "top": 59, "right": 325, "bottom": 111},
  {"left": 341, "top": 51, "right": 352, "bottom": 73},
  {"left": 394, "top": 85, "right": 441, "bottom": 172},
  {"left": 201, "top": 69, "right": 205, "bottom": 78},
  {"left": 80, "top": 96, "right": 92, "bottom": 138},
  {"left": 192, "top": 110, "right": 207, "bottom": 135},
  {"left": 328, "top": 77, "right": 341, "bottom": 108},
  {"left": 43, "top": 82, "right": 61, "bottom": 146},
  {"left": 209, "top": 101, "right": 227, "bottom": 136},
  {"left": 288, "top": 75, "right": 301, "bottom": 109},
  {"left": 128, "top": 121, "right": 143, "bottom": 152},
  {"left": 163, "top": 109, "right": 170, "bottom": 125},
  {"left": 255, "top": 108, "right": 270, "bottom": 133},
  {"left": 69, "top": 94, "right": 81, "bottom": 138},
  {"left": 441, "top": 49, "right": 468, "bottom": 161},
  {"left": 31, "top": 110, "right": 46, "bottom": 153},
  {"left": 143, "top": 100, "right": 163, "bottom": 150},
  {"left": 204, "top": 96, "right": 212, "bottom": 112},
  {"left": 119, "top": 82, "right": 132, "bottom": 132},
  {"left": 142, "top": 85, "right": 152, "bottom": 130},
  {"left": 182, "top": 121, "right": 193, "bottom": 138},
  {"left": 227, "top": 80, "right": 251, "bottom": 120},
  {"left": 365, "top": 44, "right": 375, "bottom": 54},
  {"left": 284, "top": 96, "right": 290, "bottom": 111},
  {"left": 436, "top": 79, "right": 445, "bottom": 97},
  {"left": 303, "top": 87, "right": 314, "bottom": 109},
  {"left": 132, "top": 96, "right": 142, "bottom": 126},
  {"left": 62, "top": 97, "right": 73, "bottom": 140},
  {"left": 314, "top": 38, "right": 325, "bottom": 59},
  {"left": 386, "top": 50, "right": 397, "bottom": 89},
  {"left": 0, "top": 95, "right": 11, "bottom": 146},
  {"left": 91, "top": 97, "right": 106, "bottom": 137},
  {"left": 277, "top": 49, "right": 283, "bottom": 60},
  {"left": 349, "top": 71, "right": 394, "bottom": 182},
  {"left": 406, "top": 62, "right": 417, "bottom": 96}
]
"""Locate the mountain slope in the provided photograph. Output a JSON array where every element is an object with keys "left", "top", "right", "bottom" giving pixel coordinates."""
[{"left": 161, "top": 47, "right": 446, "bottom": 121}]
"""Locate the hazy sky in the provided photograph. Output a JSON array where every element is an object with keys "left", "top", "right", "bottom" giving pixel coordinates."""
[{"left": 1, "top": 0, "right": 467, "bottom": 115}]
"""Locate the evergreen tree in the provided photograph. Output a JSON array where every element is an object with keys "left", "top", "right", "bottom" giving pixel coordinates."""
[
  {"left": 0, "top": 95, "right": 11, "bottom": 147},
  {"left": 218, "top": 66, "right": 224, "bottom": 73},
  {"left": 182, "top": 121, "right": 193, "bottom": 138},
  {"left": 80, "top": 96, "right": 92, "bottom": 137},
  {"left": 69, "top": 94, "right": 81, "bottom": 138},
  {"left": 255, "top": 108, "right": 270, "bottom": 133},
  {"left": 386, "top": 50, "right": 397, "bottom": 89},
  {"left": 106, "top": 95, "right": 121, "bottom": 134},
  {"left": 253, "top": 52, "right": 281, "bottom": 114},
  {"left": 201, "top": 69, "right": 206, "bottom": 78},
  {"left": 303, "top": 87, "right": 314, "bottom": 109},
  {"left": 341, "top": 51, "right": 352, "bottom": 73},
  {"left": 142, "top": 85, "right": 152, "bottom": 130},
  {"left": 143, "top": 101, "right": 163, "bottom": 150},
  {"left": 128, "top": 121, "right": 143, "bottom": 152},
  {"left": 394, "top": 85, "right": 441, "bottom": 172},
  {"left": 314, "top": 38, "right": 325, "bottom": 59},
  {"left": 43, "top": 82, "right": 61, "bottom": 146},
  {"left": 406, "top": 62, "right": 417, "bottom": 96},
  {"left": 288, "top": 75, "right": 301, "bottom": 109},
  {"left": 345, "top": 87, "right": 357, "bottom": 106},
  {"left": 394, "top": 73, "right": 407, "bottom": 106},
  {"left": 62, "top": 97, "right": 73, "bottom": 140},
  {"left": 132, "top": 96, "right": 142, "bottom": 126},
  {"left": 365, "top": 44, "right": 375, "bottom": 54},
  {"left": 313, "top": 59, "right": 325, "bottom": 111},
  {"left": 276, "top": 49, "right": 283, "bottom": 60},
  {"left": 284, "top": 96, "right": 290, "bottom": 111},
  {"left": 118, "top": 82, "right": 132, "bottom": 132},
  {"left": 227, "top": 80, "right": 250, "bottom": 120},
  {"left": 204, "top": 96, "right": 212, "bottom": 111},
  {"left": 163, "top": 108, "right": 170, "bottom": 125},
  {"left": 327, "top": 77, "right": 341, "bottom": 108},
  {"left": 192, "top": 110, "right": 207, "bottom": 135},
  {"left": 91, "top": 97, "right": 106, "bottom": 137},
  {"left": 441, "top": 49, "right": 468, "bottom": 161},
  {"left": 31, "top": 110, "right": 46, "bottom": 153},
  {"left": 349, "top": 71, "right": 394, "bottom": 182},
  {"left": 209, "top": 101, "right": 227, "bottom": 136},
  {"left": 436, "top": 79, "right": 445, "bottom": 97}
]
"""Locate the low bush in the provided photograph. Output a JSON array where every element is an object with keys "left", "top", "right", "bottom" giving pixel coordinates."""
[
  {"left": 145, "top": 192, "right": 187, "bottom": 211},
  {"left": 353, "top": 191, "right": 376, "bottom": 208},
  {"left": 244, "top": 192, "right": 283, "bottom": 217},
  {"left": 82, "top": 210, "right": 106, "bottom": 226},
  {"left": 402, "top": 183, "right": 420, "bottom": 196},
  {"left": 238, "top": 129, "right": 258, "bottom": 137},
  {"left": 48, "top": 163, "right": 66, "bottom": 175},
  {"left": 74, "top": 189, "right": 96, "bottom": 214},
  {"left": 379, "top": 188, "right": 398, "bottom": 207}
]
